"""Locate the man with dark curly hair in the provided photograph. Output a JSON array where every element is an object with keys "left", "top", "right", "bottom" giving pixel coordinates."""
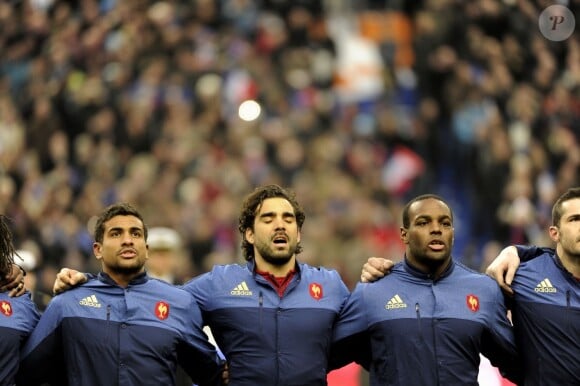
[
  {"left": 0, "top": 215, "right": 39, "bottom": 385},
  {"left": 183, "top": 184, "right": 352, "bottom": 385}
]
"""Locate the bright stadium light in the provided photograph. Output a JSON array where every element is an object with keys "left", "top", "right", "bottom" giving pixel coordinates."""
[{"left": 238, "top": 100, "right": 261, "bottom": 122}]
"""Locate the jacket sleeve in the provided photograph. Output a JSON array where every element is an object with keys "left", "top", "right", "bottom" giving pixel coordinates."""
[
  {"left": 481, "top": 283, "right": 522, "bottom": 384},
  {"left": 176, "top": 293, "right": 226, "bottom": 386},
  {"left": 329, "top": 282, "right": 371, "bottom": 371},
  {"left": 16, "top": 295, "right": 67, "bottom": 386},
  {"left": 180, "top": 272, "right": 211, "bottom": 319},
  {"left": 15, "top": 291, "right": 40, "bottom": 338},
  {"left": 0, "top": 293, "right": 40, "bottom": 384},
  {"left": 515, "top": 245, "right": 553, "bottom": 262}
]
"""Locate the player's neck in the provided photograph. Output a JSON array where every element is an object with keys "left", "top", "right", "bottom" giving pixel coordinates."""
[
  {"left": 104, "top": 268, "right": 145, "bottom": 288},
  {"left": 557, "top": 246, "right": 580, "bottom": 279},
  {"left": 255, "top": 256, "right": 296, "bottom": 278},
  {"left": 406, "top": 254, "right": 451, "bottom": 279}
]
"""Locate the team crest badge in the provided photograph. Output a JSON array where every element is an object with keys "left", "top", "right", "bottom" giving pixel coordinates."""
[
  {"left": 155, "top": 301, "right": 170, "bottom": 320},
  {"left": 0, "top": 300, "right": 12, "bottom": 317},
  {"left": 466, "top": 294, "right": 479, "bottom": 312},
  {"left": 309, "top": 283, "right": 323, "bottom": 300}
]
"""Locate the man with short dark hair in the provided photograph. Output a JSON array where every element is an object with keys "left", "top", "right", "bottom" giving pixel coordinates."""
[
  {"left": 332, "top": 194, "right": 521, "bottom": 385},
  {"left": 17, "top": 203, "right": 226, "bottom": 386},
  {"left": 485, "top": 187, "right": 580, "bottom": 385}
]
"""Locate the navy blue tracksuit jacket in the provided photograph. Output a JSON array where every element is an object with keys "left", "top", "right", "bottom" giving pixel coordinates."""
[
  {"left": 182, "top": 259, "right": 351, "bottom": 386},
  {"left": 330, "top": 258, "right": 521, "bottom": 386},
  {"left": 512, "top": 246, "right": 579, "bottom": 385},
  {"left": 0, "top": 291, "right": 39, "bottom": 386},
  {"left": 17, "top": 272, "right": 224, "bottom": 386}
]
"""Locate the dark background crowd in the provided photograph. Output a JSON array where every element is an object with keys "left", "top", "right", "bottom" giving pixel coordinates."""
[{"left": 1, "top": 0, "right": 579, "bottom": 306}]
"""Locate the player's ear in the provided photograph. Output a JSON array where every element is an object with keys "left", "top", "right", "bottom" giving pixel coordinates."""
[
  {"left": 93, "top": 242, "right": 103, "bottom": 260},
  {"left": 400, "top": 227, "right": 409, "bottom": 244}
]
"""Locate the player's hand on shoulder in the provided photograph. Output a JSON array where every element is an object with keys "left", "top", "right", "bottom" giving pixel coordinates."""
[
  {"left": 485, "top": 246, "right": 520, "bottom": 297},
  {"left": 53, "top": 267, "right": 88, "bottom": 295},
  {"left": 360, "top": 257, "right": 394, "bottom": 283},
  {"left": 0, "top": 263, "right": 26, "bottom": 297}
]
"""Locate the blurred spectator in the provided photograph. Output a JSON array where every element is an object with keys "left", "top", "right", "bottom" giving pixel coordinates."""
[
  {"left": 16, "top": 241, "right": 52, "bottom": 312},
  {"left": 0, "top": 0, "right": 577, "bottom": 311},
  {"left": 146, "top": 226, "right": 189, "bottom": 284},
  {"left": 1, "top": 2, "right": 578, "bottom": 385}
]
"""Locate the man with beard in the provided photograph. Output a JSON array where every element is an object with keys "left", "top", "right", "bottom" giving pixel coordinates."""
[
  {"left": 17, "top": 203, "right": 226, "bottom": 386},
  {"left": 330, "top": 194, "right": 521, "bottom": 385},
  {"left": 182, "top": 184, "right": 352, "bottom": 385},
  {"left": 52, "top": 186, "right": 356, "bottom": 386}
]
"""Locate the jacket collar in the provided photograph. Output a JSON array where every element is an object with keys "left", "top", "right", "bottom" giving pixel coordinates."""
[
  {"left": 553, "top": 252, "right": 580, "bottom": 281},
  {"left": 403, "top": 256, "right": 455, "bottom": 281},
  {"left": 246, "top": 258, "right": 303, "bottom": 277},
  {"left": 97, "top": 271, "right": 148, "bottom": 286}
]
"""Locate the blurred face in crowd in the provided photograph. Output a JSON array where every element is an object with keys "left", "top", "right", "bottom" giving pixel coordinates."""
[
  {"left": 245, "top": 197, "right": 301, "bottom": 273},
  {"left": 401, "top": 198, "right": 454, "bottom": 275},
  {"left": 550, "top": 197, "right": 580, "bottom": 262},
  {"left": 146, "top": 247, "right": 178, "bottom": 281},
  {"left": 93, "top": 215, "right": 148, "bottom": 281}
]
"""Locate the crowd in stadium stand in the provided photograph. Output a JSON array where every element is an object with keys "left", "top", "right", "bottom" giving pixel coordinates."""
[{"left": 0, "top": 0, "right": 578, "bottom": 315}]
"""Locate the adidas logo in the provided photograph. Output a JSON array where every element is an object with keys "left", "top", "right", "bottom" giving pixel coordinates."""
[
  {"left": 230, "top": 281, "right": 253, "bottom": 296},
  {"left": 534, "top": 278, "right": 557, "bottom": 293},
  {"left": 385, "top": 294, "right": 407, "bottom": 309},
  {"left": 79, "top": 295, "right": 102, "bottom": 308}
]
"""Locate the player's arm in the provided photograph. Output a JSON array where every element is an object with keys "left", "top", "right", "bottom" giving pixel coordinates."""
[
  {"left": 329, "top": 283, "right": 371, "bottom": 371},
  {"left": 177, "top": 294, "right": 228, "bottom": 385},
  {"left": 485, "top": 245, "right": 550, "bottom": 296},
  {"left": 481, "top": 284, "right": 523, "bottom": 384},
  {"left": 16, "top": 297, "right": 66, "bottom": 385}
]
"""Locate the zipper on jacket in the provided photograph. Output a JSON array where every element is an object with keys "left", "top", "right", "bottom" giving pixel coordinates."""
[
  {"left": 105, "top": 304, "right": 112, "bottom": 344},
  {"left": 415, "top": 303, "right": 423, "bottom": 340},
  {"left": 566, "top": 290, "right": 571, "bottom": 330},
  {"left": 258, "top": 291, "right": 263, "bottom": 329}
]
